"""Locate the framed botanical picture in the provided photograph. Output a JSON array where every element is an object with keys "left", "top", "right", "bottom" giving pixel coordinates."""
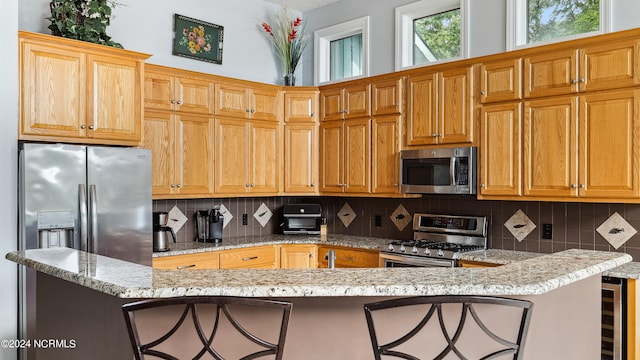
[{"left": 173, "top": 14, "right": 224, "bottom": 64}]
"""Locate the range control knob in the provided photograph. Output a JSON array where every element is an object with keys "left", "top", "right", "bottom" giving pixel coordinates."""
[
  {"left": 424, "top": 249, "right": 431, "bottom": 256},
  {"left": 437, "top": 249, "right": 445, "bottom": 257},
  {"left": 387, "top": 244, "right": 395, "bottom": 251},
  {"left": 412, "top": 246, "right": 418, "bottom": 254},
  {"left": 400, "top": 245, "right": 406, "bottom": 253}
]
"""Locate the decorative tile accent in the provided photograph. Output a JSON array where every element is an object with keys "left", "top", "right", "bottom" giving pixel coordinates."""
[
  {"left": 253, "top": 203, "right": 273, "bottom": 228},
  {"left": 218, "top": 204, "right": 233, "bottom": 229},
  {"left": 504, "top": 209, "right": 536, "bottom": 242},
  {"left": 167, "top": 206, "right": 187, "bottom": 234},
  {"left": 390, "top": 204, "right": 411, "bottom": 231},
  {"left": 338, "top": 202, "right": 356, "bottom": 228},
  {"left": 596, "top": 212, "right": 637, "bottom": 249}
]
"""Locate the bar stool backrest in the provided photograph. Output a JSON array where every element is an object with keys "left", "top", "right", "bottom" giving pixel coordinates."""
[{"left": 122, "top": 296, "right": 292, "bottom": 360}]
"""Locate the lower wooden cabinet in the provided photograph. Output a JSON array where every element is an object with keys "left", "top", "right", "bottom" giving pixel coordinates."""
[
  {"left": 317, "top": 246, "right": 380, "bottom": 268},
  {"left": 152, "top": 252, "right": 219, "bottom": 270},
  {"left": 457, "top": 260, "right": 501, "bottom": 268},
  {"left": 280, "top": 244, "right": 317, "bottom": 269},
  {"left": 218, "top": 245, "right": 279, "bottom": 269}
]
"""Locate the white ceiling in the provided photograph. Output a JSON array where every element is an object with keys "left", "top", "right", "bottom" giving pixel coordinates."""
[{"left": 265, "top": 0, "right": 342, "bottom": 12}]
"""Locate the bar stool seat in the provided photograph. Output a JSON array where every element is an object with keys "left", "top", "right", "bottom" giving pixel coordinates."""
[
  {"left": 364, "top": 295, "right": 533, "bottom": 360},
  {"left": 122, "top": 296, "right": 292, "bottom": 360}
]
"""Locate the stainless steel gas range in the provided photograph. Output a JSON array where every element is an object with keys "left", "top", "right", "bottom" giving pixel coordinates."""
[{"left": 380, "top": 213, "right": 488, "bottom": 267}]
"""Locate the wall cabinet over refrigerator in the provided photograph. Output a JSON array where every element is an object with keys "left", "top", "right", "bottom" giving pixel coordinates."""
[
  {"left": 19, "top": 31, "right": 149, "bottom": 146},
  {"left": 144, "top": 64, "right": 214, "bottom": 115}
]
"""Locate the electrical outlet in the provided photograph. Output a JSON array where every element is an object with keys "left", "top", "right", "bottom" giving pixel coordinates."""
[
  {"left": 542, "top": 223, "right": 553, "bottom": 239},
  {"left": 242, "top": 214, "right": 248, "bottom": 225},
  {"left": 374, "top": 215, "right": 382, "bottom": 227}
]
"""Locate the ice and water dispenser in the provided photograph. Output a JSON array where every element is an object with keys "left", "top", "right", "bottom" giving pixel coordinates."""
[{"left": 37, "top": 210, "right": 74, "bottom": 248}]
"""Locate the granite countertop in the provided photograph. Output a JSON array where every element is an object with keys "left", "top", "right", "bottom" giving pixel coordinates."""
[{"left": 6, "top": 245, "right": 631, "bottom": 298}]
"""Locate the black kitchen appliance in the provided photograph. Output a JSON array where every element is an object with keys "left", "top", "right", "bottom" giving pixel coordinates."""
[
  {"left": 153, "top": 211, "right": 176, "bottom": 252},
  {"left": 195, "top": 209, "right": 224, "bottom": 243},
  {"left": 281, "top": 204, "right": 322, "bottom": 235}
]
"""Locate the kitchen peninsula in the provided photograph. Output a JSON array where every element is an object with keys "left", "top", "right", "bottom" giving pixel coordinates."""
[{"left": 6, "top": 237, "right": 631, "bottom": 360}]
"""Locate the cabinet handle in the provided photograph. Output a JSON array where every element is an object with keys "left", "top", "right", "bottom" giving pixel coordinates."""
[
  {"left": 570, "top": 184, "right": 577, "bottom": 188},
  {"left": 171, "top": 99, "right": 176, "bottom": 104},
  {"left": 176, "top": 100, "right": 182, "bottom": 105},
  {"left": 80, "top": 124, "right": 86, "bottom": 129},
  {"left": 251, "top": 183, "right": 255, "bottom": 187},
  {"left": 579, "top": 184, "right": 585, "bottom": 189},
  {"left": 480, "top": 183, "right": 485, "bottom": 188},
  {"left": 309, "top": 253, "right": 314, "bottom": 258},
  {"left": 310, "top": 112, "right": 315, "bottom": 117},
  {"left": 245, "top": 184, "right": 250, "bottom": 187},
  {"left": 246, "top": 109, "right": 251, "bottom": 113},
  {"left": 310, "top": 183, "right": 315, "bottom": 187},
  {"left": 176, "top": 184, "right": 182, "bottom": 188},
  {"left": 480, "top": 91, "right": 485, "bottom": 95},
  {"left": 242, "top": 256, "right": 258, "bottom": 261},
  {"left": 89, "top": 125, "right": 95, "bottom": 130},
  {"left": 176, "top": 264, "right": 196, "bottom": 269},
  {"left": 571, "top": 79, "right": 577, "bottom": 84},
  {"left": 579, "top": 78, "right": 585, "bottom": 83},
  {"left": 251, "top": 109, "right": 255, "bottom": 113},
  {"left": 431, "top": 134, "right": 437, "bottom": 137}
]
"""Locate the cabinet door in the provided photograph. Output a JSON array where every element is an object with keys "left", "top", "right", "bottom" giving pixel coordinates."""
[
  {"left": 152, "top": 252, "right": 219, "bottom": 270},
  {"left": 175, "top": 76, "right": 214, "bottom": 114},
  {"left": 284, "top": 124, "right": 318, "bottom": 194},
  {"left": 372, "top": 115, "right": 400, "bottom": 194},
  {"left": 580, "top": 39, "right": 640, "bottom": 92},
  {"left": 143, "top": 68, "right": 174, "bottom": 111},
  {"left": 578, "top": 89, "right": 640, "bottom": 198},
  {"left": 319, "top": 121, "right": 344, "bottom": 192},
  {"left": 317, "top": 246, "right": 379, "bottom": 268},
  {"left": 86, "top": 54, "right": 142, "bottom": 142},
  {"left": 280, "top": 245, "right": 317, "bottom": 269},
  {"left": 524, "top": 49, "right": 577, "bottom": 98},
  {"left": 250, "top": 121, "right": 280, "bottom": 194},
  {"left": 439, "top": 66, "right": 473, "bottom": 144},
  {"left": 480, "top": 58, "right": 522, "bottom": 103},
  {"left": 142, "top": 111, "right": 176, "bottom": 196},
  {"left": 345, "top": 84, "right": 371, "bottom": 118},
  {"left": 344, "top": 118, "right": 371, "bottom": 193},
  {"left": 479, "top": 103, "right": 521, "bottom": 197},
  {"left": 215, "top": 118, "right": 250, "bottom": 194},
  {"left": 215, "top": 83, "right": 249, "bottom": 118},
  {"left": 321, "top": 88, "right": 344, "bottom": 121},
  {"left": 285, "top": 90, "right": 318, "bottom": 122},
  {"left": 21, "top": 42, "right": 86, "bottom": 138},
  {"left": 523, "top": 97, "right": 577, "bottom": 197},
  {"left": 251, "top": 87, "right": 281, "bottom": 121},
  {"left": 406, "top": 73, "right": 438, "bottom": 146},
  {"left": 176, "top": 114, "right": 214, "bottom": 195},
  {"left": 218, "top": 246, "right": 278, "bottom": 269},
  {"left": 372, "top": 78, "right": 402, "bottom": 115}
]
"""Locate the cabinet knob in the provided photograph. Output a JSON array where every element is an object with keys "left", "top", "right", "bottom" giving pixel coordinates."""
[
  {"left": 579, "top": 183, "right": 585, "bottom": 189},
  {"left": 579, "top": 78, "right": 585, "bottom": 83},
  {"left": 310, "top": 112, "right": 315, "bottom": 117},
  {"left": 245, "top": 184, "right": 250, "bottom": 187},
  {"left": 176, "top": 100, "right": 182, "bottom": 105},
  {"left": 571, "top": 79, "right": 577, "bottom": 84},
  {"left": 176, "top": 184, "right": 182, "bottom": 188},
  {"left": 89, "top": 125, "right": 95, "bottom": 130},
  {"left": 480, "top": 183, "right": 485, "bottom": 188},
  {"left": 251, "top": 183, "right": 255, "bottom": 187},
  {"left": 246, "top": 109, "right": 251, "bottom": 113},
  {"left": 480, "top": 91, "right": 485, "bottom": 95},
  {"left": 170, "top": 184, "right": 176, "bottom": 188},
  {"left": 80, "top": 124, "right": 86, "bottom": 129},
  {"left": 310, "top": 183, "right": 315, "bottom": 187},
  {"left": 570, "top": 184, "right": 577, "bottom": 188},
  {"left": 251, "top": 109, "right": 255, "bottom": 113},
  {"left": 171, "top": 99, "right": 176, "bottom": 104},
  {"left": 431, "top": 133, "right": 437, "bottom": 137}
]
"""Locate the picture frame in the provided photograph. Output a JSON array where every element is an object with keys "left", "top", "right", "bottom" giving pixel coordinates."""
[{"left": 173, "top": 14, "right": 224, "bottom": 64}]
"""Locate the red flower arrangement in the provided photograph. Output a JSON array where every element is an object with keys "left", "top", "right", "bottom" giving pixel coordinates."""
[{"left": 261, "top": 9, "right": 310, "bottom": 82}]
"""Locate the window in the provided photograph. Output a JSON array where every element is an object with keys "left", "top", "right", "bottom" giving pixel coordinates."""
[
  {"left": 507, "top": 0, "right": 611, "bottom": 50},
  {"left": 395, "top": 0, "right": 468, "bottom": 71},
  {"left": 314, "top": 16, "right": 369, "bottom": 84}
]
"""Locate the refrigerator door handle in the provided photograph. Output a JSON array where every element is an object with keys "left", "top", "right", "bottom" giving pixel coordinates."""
[
  {"left": 78, "top": 184, "right": 88, "bottom": 252},
  {"left": 88, "top": 184, "right": 98, "bottom": 254}
]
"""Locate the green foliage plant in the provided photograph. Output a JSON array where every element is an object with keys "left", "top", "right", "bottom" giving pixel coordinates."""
[{"left": 47, "top": 0, "right": 123, "bottom": 48}]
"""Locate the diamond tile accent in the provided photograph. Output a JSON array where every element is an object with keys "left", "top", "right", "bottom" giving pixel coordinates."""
[
  {"left": 504, "top": 209, "right": 536, "bottom": 242},
  {"left": 167, "top": 206, "right": 187, "bottom": 234},
  {"left": 338, "top": 202, "right": 356, "bottom": 228},
  {"left": 596, "top": 212, "right": 637, "bottom": 249},
  {"left": 253, "top": 203, "right": 273, "bottom": 228},
  {"left": 218, "top": 204, "right": 233, "bottom": 229},
  {"left": 390, "top": 204, "right": 411, "bottom": 231}
]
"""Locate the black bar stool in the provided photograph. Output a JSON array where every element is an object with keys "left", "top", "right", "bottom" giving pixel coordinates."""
[
  {"left": 122, "top": 296, "right": 292, "bottom": 360},
  {"left": 364, "top": 295, "right": 533, "bottom": 360}
]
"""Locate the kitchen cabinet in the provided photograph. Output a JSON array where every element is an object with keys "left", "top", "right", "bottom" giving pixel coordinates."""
[
  {"left": 523, "top": 38, "right": 640, "bottom": 98},
  {"left": 218, "top": 246, "right": 279, "bottom": 269},
  {"left": 319, "top": 118, "right": 371, "bottom": 193},
  {"left": 144, "top": 64, "right": 214, "bottom": 114},
  {"left": 284, "top": 124, "right": 318, "bottom": 194},
  {"left": 214, "top": 118, "right": 281, "bottom": 195},
  {"left": 152, "top": 252, "right": 219, "bottom": 270},
  {"left": 523, "top": 89, "right": 640, "bottom": 199},
  {"left": 280, "top": 244, "right": 317, "bottom": 269},
  {"left": 284, "top": 88, "right": 318, "bottom": 122},
  {"left": 480, "top": 58, "right": 522, "bottom": 103},
  {"left": 320, "top": 84, "right": 371, "bottom": 121},
  {"left": 372, "top": 115, "right": 401, "bottom": 194},
  {"left": 317, "top": 246, "right": 380, "bottom": 268},
  {"left": 19, "top": 31, "right": 148, "bottom": 145},
  {"left": 215, "top": 81, "right": 281, "bottom": 122},
  {"left": 405, "top": 65, "right": 474, "bottom": 146},
  {"left": 457, "top": 260, "right": 501, "bottom": 268},
  {"left": 479, "top": 102, "right": 522, "bottom": 197},
  {"left": 372, "top": 77, "right": 403, "bottom": 115},
  {"left": 143, "top": 110, "right": 214, "bottom": 197}
]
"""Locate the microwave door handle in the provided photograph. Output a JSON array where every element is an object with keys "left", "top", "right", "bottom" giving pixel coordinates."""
[{"left": 450, "top": 156, "right": 457, "bottom": 186}]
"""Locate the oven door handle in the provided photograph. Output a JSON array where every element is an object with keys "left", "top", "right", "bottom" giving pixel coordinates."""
[{"left": 380, "top": 253, "right": 455, "bottom": 267}]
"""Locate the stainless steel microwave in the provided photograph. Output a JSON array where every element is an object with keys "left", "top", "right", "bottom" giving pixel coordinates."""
[{"left": 400, "top": 146, "right": 477, "bottom": 194}]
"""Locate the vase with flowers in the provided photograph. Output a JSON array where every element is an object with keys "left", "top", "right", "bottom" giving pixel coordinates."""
[
  {"left": 48, "top": 0, "right": 123, "bottom": 48},
  {"left": 261, "top": 9, "right": 310, "bottom": 86}
]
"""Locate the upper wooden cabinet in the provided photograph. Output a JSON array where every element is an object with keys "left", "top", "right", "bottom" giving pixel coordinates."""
[
  {"left": 215, "top": 82, "right": 281, "bottom": 121},
  {"left": 524, "top": 38, "right": 640, "bottom": 98},
  {"left": 284, "top": 123, "right": 318, "bottom": 194},
  {"left": 320, "top": 84, "right": 371, "bottom": 121},
  {"left": 372, "top": 115, "right": 401, "bottom": 194},
  {"left": 19, "top": 31, "right": 149, "bottom": 145},
  {"left": 480, "top": 58, "right": 522, "bottom": 103},
  {"left": 372, "top": 77, "right": 403, "bottom": 115},
  {"left": 405, "top": 65, "right": 474, "bottom": 147},
  {"left": 144, "top": 65, "right": 214, "bottom": 114},
  {"left": 284, "top": 88, "right": 318, "bottom": 122}
]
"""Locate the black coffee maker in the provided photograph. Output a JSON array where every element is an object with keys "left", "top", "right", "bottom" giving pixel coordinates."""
[{"left": 195, "top": 208, "right": 224, "bottom": 243}]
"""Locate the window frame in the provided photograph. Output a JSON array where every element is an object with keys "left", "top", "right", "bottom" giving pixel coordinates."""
[
  {"left": 394, "top": 0, "right": 469, "bottom": 71},
  {"left": 314, "top": 16, "right": 370, "bottom": 85},
  {"left": 506, "top": 0, "right": 612, "bottom": 51}
]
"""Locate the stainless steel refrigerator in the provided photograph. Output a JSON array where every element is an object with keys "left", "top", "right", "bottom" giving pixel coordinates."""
[{"left": 18, "top": 142, "right": 152, "bottom": 358}]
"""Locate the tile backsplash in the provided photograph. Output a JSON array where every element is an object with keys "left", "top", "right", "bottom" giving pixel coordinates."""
[{"left": 154, "top": 195, "right": 640, "bottom": 261}]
